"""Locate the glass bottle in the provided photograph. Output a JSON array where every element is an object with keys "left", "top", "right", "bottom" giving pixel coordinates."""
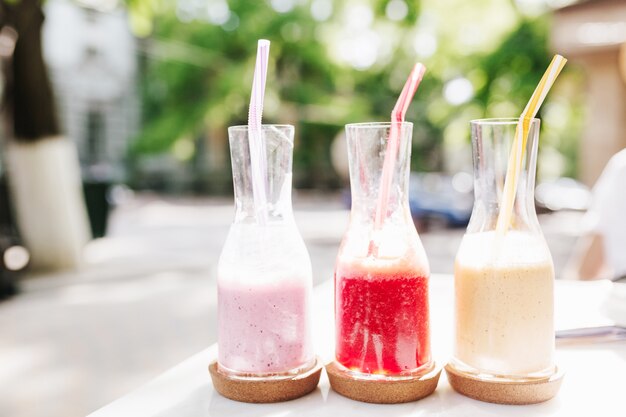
[
  {"left": 450, "top": 118, "right": 555, "bottom": 380},
  {"left": 217, "top": 125, "right": 314, "bottom": 377},
  {"left": 334, "top": 122, "right": 432, "bottom": 377}
]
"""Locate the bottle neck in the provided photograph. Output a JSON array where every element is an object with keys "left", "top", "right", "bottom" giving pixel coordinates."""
[
  {"left": 350, "top": 189, "right": 411, "bottom": 224},
  {"left": 228, "top": 125, "right": 295, "bottom": 224},
  {"left": 346, "top": 122, "right": 413, "bottom": 228},
  {"left": 233, "top": 174, "right": 294, "bottom": 223},
  {"left": 468, "top": 118, "right": 541, "bottom": 234}
]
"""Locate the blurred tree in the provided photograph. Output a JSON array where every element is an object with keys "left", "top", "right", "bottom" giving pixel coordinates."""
[
  {"left": 130, "top": 0, "right": 435, "bottom": 190},
  {"left": 1, "top": 0, "right": 59, "bottom": 140},
  {"left": 130, "top": 1, "right": 353, "bottom": 190},
  {"left": 131, "top": 0, "right": 581, "bottom": 192},
  {"left": 473, "top": 19, "right": 551, "bottom": 115},
  {"left": 1, "top": 0, "right": 582, "bottom": 200}
]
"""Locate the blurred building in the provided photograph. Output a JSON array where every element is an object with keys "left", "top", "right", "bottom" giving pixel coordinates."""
[
  {"left": 42, "top": 0, "right": 139, "bottom": 182},
  {"left": 552, "top": 0, "right": 626, "bottom": 186}
]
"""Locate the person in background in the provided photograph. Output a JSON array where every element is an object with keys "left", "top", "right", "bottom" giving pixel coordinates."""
[{"left": 566, "top": 148, "right": 626, "bottom": 281}]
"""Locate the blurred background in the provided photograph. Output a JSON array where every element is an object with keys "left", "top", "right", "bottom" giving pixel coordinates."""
[{"left": 1, "top": 0, "right": 625, "bottom": 416}]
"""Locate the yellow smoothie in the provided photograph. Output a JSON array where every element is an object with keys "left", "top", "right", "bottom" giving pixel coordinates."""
[{"left": 454, "top": 231, "right": 554, "bottom": 377}]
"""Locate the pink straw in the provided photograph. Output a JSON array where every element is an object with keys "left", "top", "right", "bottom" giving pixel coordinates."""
[
  {"left": 248, "top": 39, "right": 270, "bottom": 225},
  {"left": 374, "top": 63, "right": 426, "bottom": 232}
]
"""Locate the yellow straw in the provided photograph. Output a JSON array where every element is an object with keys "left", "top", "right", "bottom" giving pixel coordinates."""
[{"left": 495, "top": 55, "right": 567, "bottom": 236}]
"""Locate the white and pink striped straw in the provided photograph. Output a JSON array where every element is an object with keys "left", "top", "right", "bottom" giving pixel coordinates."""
[
  {"left": 248, "top": 39, "right": 270, "bottom": 225},
  {"left": 374, "top": 63, "right": 426, "bottom": 233}
]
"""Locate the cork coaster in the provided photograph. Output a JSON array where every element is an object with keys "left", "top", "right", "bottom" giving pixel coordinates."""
[
  {"left": 326, "top": 361, "right": 442, "bottom": 404},
  {"left": 209, "top": 358, "right": 322, "bottom": 403},
  {"left": 445, "top": 364, "right": 564, "bottom": 405}
]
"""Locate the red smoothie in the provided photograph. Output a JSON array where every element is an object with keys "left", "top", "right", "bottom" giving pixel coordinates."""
[{"left": 335, "top": 261, "right": 430, "bottom": 375}]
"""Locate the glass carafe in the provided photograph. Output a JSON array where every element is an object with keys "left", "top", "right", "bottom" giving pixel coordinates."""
[
  {"left": 451, "top": 118, "right": 555, "bottom": 380},
  {"left": 334, "top": 122, "right": 432, "bottom": 377},
  {"left": 217, "top": 125, "right": 314, "bottom": 377}
]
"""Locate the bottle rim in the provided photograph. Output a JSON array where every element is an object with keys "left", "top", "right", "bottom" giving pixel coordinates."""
[
  {"left": 470, "top": 117, "right": 540, "bottom": 126},
  {"left": 345, "top": 121, "right": 413, "bottom": 129},
  {"left": 228, "top": 124, "right": 294, "bottom": 132}
]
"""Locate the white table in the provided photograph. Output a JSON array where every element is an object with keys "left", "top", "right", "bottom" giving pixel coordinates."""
[{"left": 88, "top": 275, "right": 626, "bottom": 417}]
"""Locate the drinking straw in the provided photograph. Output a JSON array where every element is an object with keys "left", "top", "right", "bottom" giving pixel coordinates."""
[
  {"left": 248, "top": 39, "right": 270, "bottom": 225},
  {"left": 495, "top": 54, "right": 567, "bottom": 237},
  {"left": 373, "top": 63, "right": 426, "bottom": 233}
]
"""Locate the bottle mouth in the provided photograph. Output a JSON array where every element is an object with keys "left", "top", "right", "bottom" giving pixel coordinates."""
[
  {"left": 470, "top": 117, "right": 540, "bottom": 126},
  {"left": 345, "top": 121, "right": 413, "bottom": 129},
  {"left": 228, "top": 124, "right": 294, "bottom": 132}
]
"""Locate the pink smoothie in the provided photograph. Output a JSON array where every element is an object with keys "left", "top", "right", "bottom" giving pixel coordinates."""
[{"left": 217, "top": 281, "right": 312, "bottom": 374}]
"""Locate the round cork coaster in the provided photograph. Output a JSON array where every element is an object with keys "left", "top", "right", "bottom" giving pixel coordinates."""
[
  {"left": 209, "top": 358, "right": 323, "bottom": 403},
  {"left": 445, "top": 364, "right": 564, "bottom": 405},
  {"left": 326, "top": 361, "right": 442, "bottom": 404}
]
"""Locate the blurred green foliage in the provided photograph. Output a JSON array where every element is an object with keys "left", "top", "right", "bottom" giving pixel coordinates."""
[{"left": 129, "top": 0, "right": 583, "bottom": 191}]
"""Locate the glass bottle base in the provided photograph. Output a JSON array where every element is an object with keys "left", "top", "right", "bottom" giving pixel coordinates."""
[
  {"left": 333, "top": 359, "right": 435, "bottom": 381},
  {"left": 447, "top": 358, "right": 557, "bottom": 383},
  {"left": 216, "top": 358, "right": 317, "bottom": 381}
]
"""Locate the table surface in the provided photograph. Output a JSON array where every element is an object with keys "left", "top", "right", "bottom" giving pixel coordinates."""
[{"left": 88, "top": 275, "right": 626, "bottom": 417}]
